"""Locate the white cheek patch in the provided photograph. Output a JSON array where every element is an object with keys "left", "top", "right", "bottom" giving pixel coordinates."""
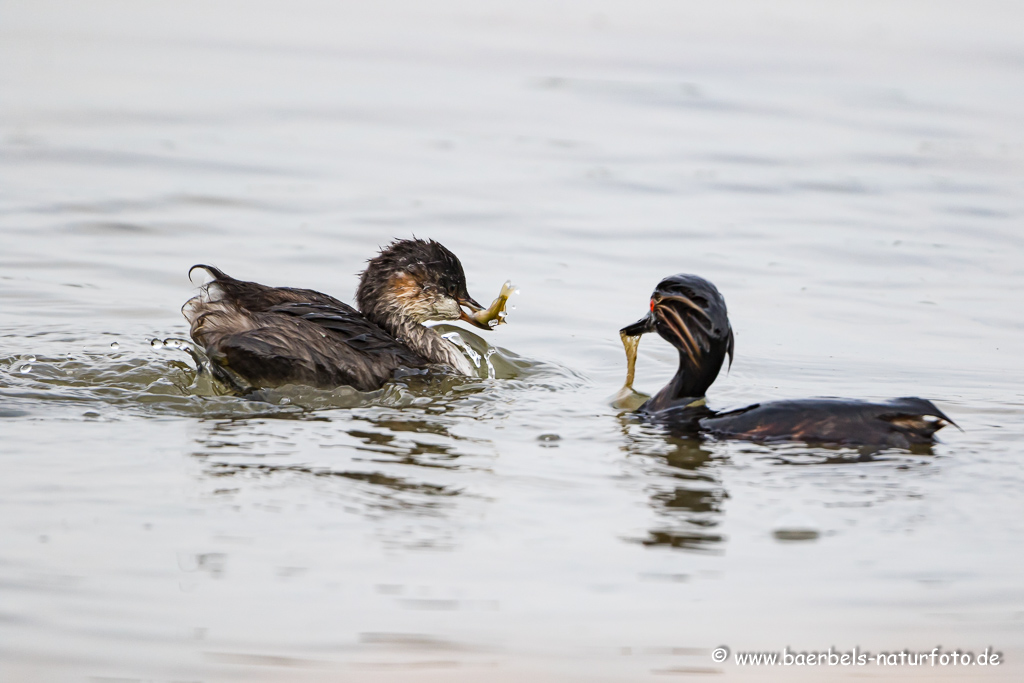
[{"left": 433, "top": 297, "right": 462, "bottom": 321}]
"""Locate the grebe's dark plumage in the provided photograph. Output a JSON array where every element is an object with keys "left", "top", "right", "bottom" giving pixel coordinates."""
[
  {"left": 621, "top": 273, "right": 955, "bottom": 447},
  {"left": 700, "top": 397, "right": 952, "bottom": 448},
  {"left": 621, "top": 274, "right": 734, "bottom": 411},
  {"left": 183, "top": 239, "right": 491, "bottom": 392}
]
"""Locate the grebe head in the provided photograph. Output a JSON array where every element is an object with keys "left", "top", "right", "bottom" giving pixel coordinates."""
[
  {"left": 357, "top": 238, "right": 490, "bottom": 330},
  {"left": 621, "top": 273, "right": 734, "bottom": 397}
]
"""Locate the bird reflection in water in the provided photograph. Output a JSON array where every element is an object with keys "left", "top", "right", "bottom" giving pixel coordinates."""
[
  {"left": 190, "top": 406, "right": 494, "bottom": 517},
  {"left": 619, "top": 416, "right": 941, "bottom": 556},
  {"left": 620, "top": 423, "right": 728, "bottom": 553},
  {"left": 331, "top": 411, "right": 494, "bottom": 471},
  {"left": 208, "top": 461, "right": 459, "bottom": 512}
]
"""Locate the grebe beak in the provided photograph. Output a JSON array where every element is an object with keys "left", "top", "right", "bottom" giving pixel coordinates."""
[
  {"left": 620, "top": 311, "right": 656, "bottom": 337},
  {"left": 458, "top": 296, "right": 484, "bottom": 313},
  {"left": 457, "top": 295, "right": 492, "bottom": 330},
  {"left": 458, "top": 309, "right": 491, "bottom": 330}
]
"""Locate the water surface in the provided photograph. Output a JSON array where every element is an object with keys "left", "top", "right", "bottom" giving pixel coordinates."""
[{"left": 2, "top": 1, "right": 1024, "bottom": 681}]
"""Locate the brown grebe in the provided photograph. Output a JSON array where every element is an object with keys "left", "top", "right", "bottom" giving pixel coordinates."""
[
  {"left": 619, "top": 274, "right": 955, "bottom": 448},
  {"left": 183, "top": 239, "right": 504, "bottom": 393}
]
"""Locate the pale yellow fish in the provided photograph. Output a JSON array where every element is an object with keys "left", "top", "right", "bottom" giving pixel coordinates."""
[
  {"left": 611, "top": 331, "right": 649, "bottom": 411},
  {"left": 467, "top": 280, "right": 516, "bottom": 328}
]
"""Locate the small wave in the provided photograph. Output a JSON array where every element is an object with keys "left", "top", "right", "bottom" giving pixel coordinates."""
[{"left": 0, "top": 327, "right": 582, "bottom": 420}]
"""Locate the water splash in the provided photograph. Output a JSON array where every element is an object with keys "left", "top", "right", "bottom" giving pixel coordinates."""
[
  {"left": 441, "top": 331, "right": 483, "bottom": 371},
  {"left": 0, "top": 327, "right": 575, "bottom": 421}
]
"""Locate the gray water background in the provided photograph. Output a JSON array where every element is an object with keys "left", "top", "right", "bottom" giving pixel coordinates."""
[{"left": 2, "top": 1, "right": 1023, "bottom": 680}]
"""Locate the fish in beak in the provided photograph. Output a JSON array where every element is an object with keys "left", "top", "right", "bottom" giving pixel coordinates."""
[
  {"left": 613, "top": 308, "right": 655, "bottom": 410},
  {"left": 458, "top": 295, "right": 492, "bottom": 330},
  {"left": 457, "top": 281, "right": 516, "bottom": 330}
]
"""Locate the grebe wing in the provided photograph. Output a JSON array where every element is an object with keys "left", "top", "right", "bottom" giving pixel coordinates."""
[
  {"left": 192, "top": 301, "right": 427, "bottom": 392},
  {"left": 189, "top": 265, "right": 348, "bottom": 311},
  {"left": 265, "top": 302, "right": 427, "bottom": 361},
  {"left": 699, "top": 397, "right": 955, "bottom": 447}
]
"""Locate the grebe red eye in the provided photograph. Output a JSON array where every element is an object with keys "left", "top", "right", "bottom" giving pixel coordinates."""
[{"left": 650, "top": 298, "right": 655, "bottom": 311}]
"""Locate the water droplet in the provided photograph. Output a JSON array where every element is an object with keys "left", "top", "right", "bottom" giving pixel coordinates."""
[
  {"left": 150, "top": 338, "right": 162, "bottom": 348},
  {"left": 109, "top": 342, "right": 120, "bottom": 350},
  {"left": 538, "top": 433, "right": 561, "bottom": 442},
  {"left": 510, "top": 304, "right": 516, "bottom": 311},
  {"left": 279, "top": 397, "right": 291, "bottom": 405},
  {"left": 20, "top": 364, "right": 32, "bottom": 374},
  {"left": 24, "top": 355, "right": 36, "bottom": 363}
]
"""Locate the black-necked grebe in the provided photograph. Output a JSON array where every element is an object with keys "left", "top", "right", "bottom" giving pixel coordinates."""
[
  {"left": 183, "top": 239, "right": 506, "bottom": 392},
  {"left": 619, "top": 273, "right": 955, "bottom": 448}
]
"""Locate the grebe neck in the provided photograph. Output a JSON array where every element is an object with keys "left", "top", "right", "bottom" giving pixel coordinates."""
[
  {"left": 645, "top": 350, "right": 716, "bottom": 411},
  {"left": 384, "top": 315, "right": 474, "bottom": 375}
]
